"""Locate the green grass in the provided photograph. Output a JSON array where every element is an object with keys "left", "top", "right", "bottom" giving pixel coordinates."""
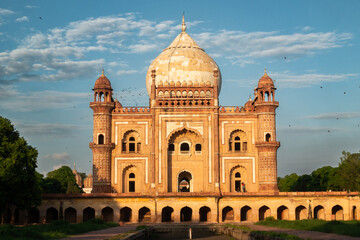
[
  {"left": 0, "top": 219, "right": 119, "bottom": 240},
  {"left": 257, "top": 219, "right": 360, "bottom": 237},
  {"left": 251, "top": 231, "right": 304, "bottom": 240},
  {"left": 225, "top": 223, "right": 304, "bottom": 240}
]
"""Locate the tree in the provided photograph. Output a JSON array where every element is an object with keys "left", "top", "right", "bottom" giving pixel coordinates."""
[
  {"left": 337, "top": 151, "right": 360, "bottom": 191},
  {"left": 0, "top": 116, "right": 41, "bottom": 215},
  {"left": 46, "top": 166, "right": 82, "bottom": 194},
  {"left": 278, "top": 173, "right": 299, "bottom": 192}
]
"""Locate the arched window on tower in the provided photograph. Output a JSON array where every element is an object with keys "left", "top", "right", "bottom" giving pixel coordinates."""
[
  {"left": 99, "top": 92, "right": 104, "bottom": 102},
  {"left": 129, "top": 173, "right": 135, "bottom": 192},
  {"left": 122, "top": 131, "right": 141, "bottom": 154},
  {"left": 168, "top": 143, "right": 175, "bottom": 152},
  {"left": 265, "top": 133, "right": 271, "bottom": 142},
  {"left": 235, "top": 172, "right": 241, "bottom": 192},
  {"left": 229, "top": 130, "right": 248, "bottom": 153},
  {"left": 180, "top": 142, "right": 190, "bottom": 153},
  {"left": 98, "top": 134, "right": 104, "bottom": 144},
  {"left": 195, "top": 144, "right": 202, "bottom": 154},
  {"left": 234, "top": 136, "right": 241, "bottom": 151}
]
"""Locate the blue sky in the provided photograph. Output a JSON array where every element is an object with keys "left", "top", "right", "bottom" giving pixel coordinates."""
[{"left": 1, "top": 0, "right": 360, "bottom": 177}]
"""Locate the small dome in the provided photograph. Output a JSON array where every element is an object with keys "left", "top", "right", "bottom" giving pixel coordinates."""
[
  {"left": 94, "top": 70, "right": 112, "bottom": 89},
  {"left": 258, "top": 69, "right": 274, "bottom": 88}
]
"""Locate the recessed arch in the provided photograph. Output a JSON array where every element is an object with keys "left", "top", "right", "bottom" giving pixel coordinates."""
[
  {"left": 199, "top": 206, "right": 211, "bottom": 222},
  {"left": 178, "top": 170, "right": 193, "bottom": 192},
  {"left": 314, "top": 205, "right": 325, "bottom": 220},
  {"left": 277, "top": 205, "right": 289, "bottom": 220},
  {"left": 222, "top": 206, "right": 234, "bottom": 222},
  {"left": 332, "top": 205, "right": 343, "bottom": 220},
  {"left": 83, "top": 207, "right": 95, "bottom": 222},
  {"left": 64, "top": 207, "right": 77, "bottom": 223},
  {"left": 120, "top": 207, "right": 132, "bottom": 222},
  {"left": 46, "top": 207, "right": 58, "bottom": 223},
  {"left": 180, "top": 206, "right": 192, "bottom": 222},
  {"left": 295, "top": 205, "right": 307, "bottom": 220},
  {"left": 162, "top": 206, "right": 174, "bottom": 222},
  {"left": 241, "top": 206, "right": 252, "bottom": 222},
  {"left": 259, "top": 206, "right": 270, "bottom": 221},
  {"left": 138, "top": 207, "right": 151, "bottom": 223},
  {"left": 102, "top": 207, "right": 113, "bottom": 223}
]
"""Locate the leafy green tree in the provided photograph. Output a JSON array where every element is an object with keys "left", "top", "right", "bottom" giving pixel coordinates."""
[
  {"left": 337, "top": 151, "right": 360, "bottom": 191},
  {"left": 46, "top": 166, "right": 82, "bottom": 193},
  {"left": 293, "top": 174, "right": 313, "bottom": 191},
  {"left": 0, "top": 116, "right": 41, "bottom": 215},
  {"left": 278, "top": 173, "right": 299, "bottom": 192}
]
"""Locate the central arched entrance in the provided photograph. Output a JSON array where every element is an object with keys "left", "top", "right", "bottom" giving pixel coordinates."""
[
  {"left": 180, "top": 207, "right": 192, "bottom": 222},
  {"left": 178, "top": 171, "right": 192, "bottom": 192}
]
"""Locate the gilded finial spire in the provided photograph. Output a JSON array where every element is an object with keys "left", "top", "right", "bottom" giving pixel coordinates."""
[
  {"left": 101, "top": 68, "right": 105, "bottom": 76},
  {"left": 181, "top": 13, "right": 186, "bottom": 32},
  {"left": 264, "top": 67, "right": 268, "bottom": 76}
]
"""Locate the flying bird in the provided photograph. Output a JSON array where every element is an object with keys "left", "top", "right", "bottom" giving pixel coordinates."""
[{"left": 39, "top": 17, "right": 42, "bottom": 20}]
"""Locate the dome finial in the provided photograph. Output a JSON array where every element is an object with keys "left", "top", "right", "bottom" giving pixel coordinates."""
[
  {"left": 181, "top": 13, "right": 186, "bottom": 32},
  {"left": 101, "top": 68, "right": 105, "bottom": 76},
  {"left": 264, "top": 67, "right": 268, "bottom": 76}
]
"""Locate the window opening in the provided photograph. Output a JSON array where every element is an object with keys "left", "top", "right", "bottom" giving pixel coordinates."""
[
  {"left": 180, "top": 142, "right": 190, "bottom": 152},
  {"left": 195, "top": 144, "right": 202, "bottom": 152},
  {"left": 168, "top": 143, "right": 175, "bottom": 152},
  {"left": 265, "top": 133, "right": 271, "bottom": 142},
  {"left": 98, "top": 134, "right": 104, "bottom": 144}
]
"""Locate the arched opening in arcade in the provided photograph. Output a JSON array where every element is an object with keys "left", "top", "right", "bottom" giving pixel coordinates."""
[
  {"left": 180, "top": 207, "right": 192, "bottom": 222},
  {"left": 162, "top": 207, "right": 174, "bottom": 222},
  {"left": 64, "top": 207, "right": 77, "bottom": 223},
  {"left": 259, "top": 206, "right": 270, "bottom": 221},
  {"left": 241, "top": 206, "right": 252, "bottom": 222},
  {"left": 138, "top": 207, "right": 151, "bottom": 223},
  {"left": 28, "top": 208, "right": 40, "bottom": 224},
  {"left": 120, "top": 207, "right": 132, "bottom": 222},
  {"left": 222, "top": 206, "right": 234, "bottom": 222},
  {"left": 102, "top": 207, "right": 114, "bottom": 223},
  {"left": 277, "top": 206, "right": 289, "bottom": 220},
  {"left": 332, "top": 205, "right": 343, "bottom": 221},
  {"left": 295, "top": 205, "right": 307, "bottom": 220},
  {"left": 352, "top": 206, "right": 357, "bottom": 220},
  {"left": 46, "top": 207, "right": 58, "bottom": 223},
  {"left": 199, "top": 206, "right": 211, "bottom": 222},
  {"left": 83, "top": 207, "right": 95, "bottom": 222},
  {"left": 314, "top": 205, "right": 325, "bottom": 220}
]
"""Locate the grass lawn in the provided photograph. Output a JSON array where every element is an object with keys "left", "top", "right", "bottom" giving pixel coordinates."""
[
  {"left": 0, "top": 219, "right": 119, "bottom": 240},
  {"left": 257, "top": 218, "right": 360, "bottom": 238}
]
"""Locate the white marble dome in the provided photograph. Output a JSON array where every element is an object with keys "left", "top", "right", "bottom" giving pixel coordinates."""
[{"left": 145, "top": 17, "right": 221, "bottom": 95}]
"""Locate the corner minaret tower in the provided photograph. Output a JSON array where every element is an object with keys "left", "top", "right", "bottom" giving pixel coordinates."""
[
  {"left": 89, "top": 70, "right": 115, "bottom": 193},
  {"left": 255, "top": 69, "right": 280, "bottom": 192}
]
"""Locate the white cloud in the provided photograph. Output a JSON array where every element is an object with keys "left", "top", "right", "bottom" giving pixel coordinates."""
[
  {"left": 25, "top": 5, "right": 39, "bottom": 9},
  {"left": 304, "top": 112, "right": 360, "bottom": 120},
  {"left": 0, "top": 88, "right": 90, "bottom": 111},
  {"left": 44, "top": 152, "right": 71, "bottom": 162},
  {"left": 271, "top": 72, "right": 357, "bottom": 88},
  {"left": 15, "top": 16, "right": 29, "bottom": 22},
  {"left": 194, "top": 30, "right": 352, "bottom": 66},
  {"left": 0, "top": 8, "right": 14, "bottom": 15},
  {"left": 13, "top": 121, "right": 82, "bottom": 136},
  {"left": 278, "top": 126, "right": 342, "bottom": 134},
  {"left": 116, "top": 69, "right": 139, "bottom": 75},
  {"left": 128, "top": 43, "right": 158, "bottom": 53}
]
